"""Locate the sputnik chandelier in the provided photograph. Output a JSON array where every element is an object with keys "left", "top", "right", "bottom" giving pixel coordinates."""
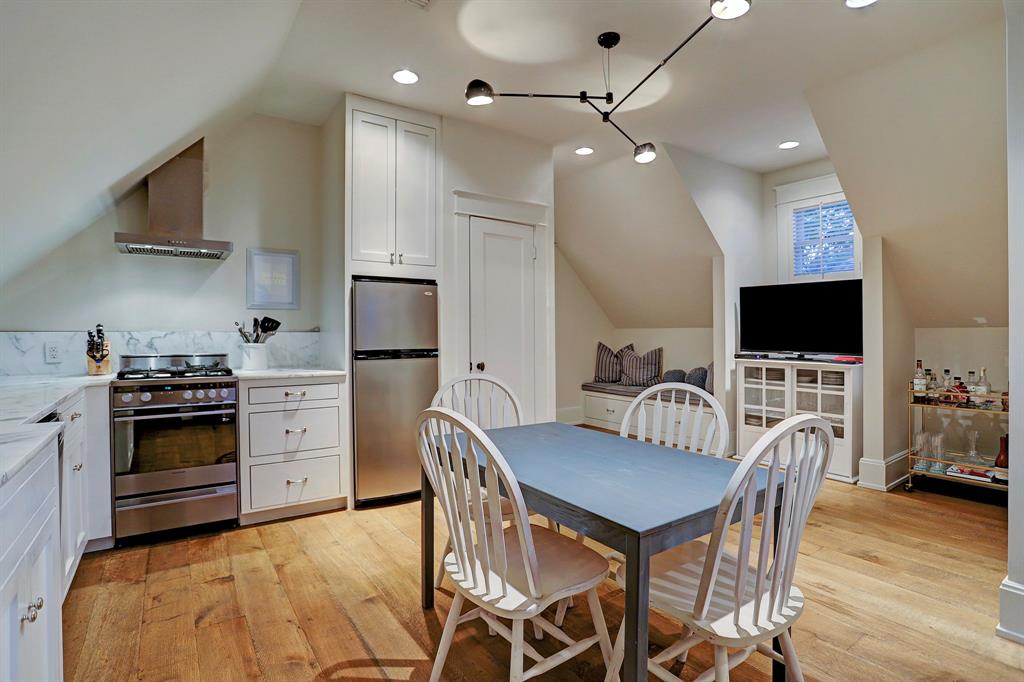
[{"left": 464, "top": 0, "right": 753, "bottom": 164}]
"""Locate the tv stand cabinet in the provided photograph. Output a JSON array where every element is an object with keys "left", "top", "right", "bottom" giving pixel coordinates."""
[{"left": 736, "top": 358, "right": 862, "bottom": 483}]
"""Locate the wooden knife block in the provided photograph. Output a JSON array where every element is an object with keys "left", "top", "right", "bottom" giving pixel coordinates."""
[{"left": 87, "top": 341, "right": 112, "bottom": 376}]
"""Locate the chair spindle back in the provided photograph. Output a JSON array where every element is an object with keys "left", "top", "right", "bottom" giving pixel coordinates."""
[
  {"left": 620, "top": 383, "right": 729, "bottom": 457},
  {"left": 432, "top": 373, "right": 524, "bottom": 430}
]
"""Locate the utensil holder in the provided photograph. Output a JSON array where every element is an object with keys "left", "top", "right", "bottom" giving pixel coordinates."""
[
  {"left": 87, "top": 341, "right": 111, "bottom": 376},
  {"left": 241, "top": 343, "right": 268, "bottom": 371}
]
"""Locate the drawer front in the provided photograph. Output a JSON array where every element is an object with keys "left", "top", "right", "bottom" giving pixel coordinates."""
[
  {"left": 248, "top": 406, "right": 340, "bottom": 457},
  {"left": 584, "top": 395, "right": 629, "bottom": 425},
  {"left": 248, "top": 383, "right": 339, "bottom": 406},
  {"left": 249, "top": 455, "right": 341, "bottom": 509}
]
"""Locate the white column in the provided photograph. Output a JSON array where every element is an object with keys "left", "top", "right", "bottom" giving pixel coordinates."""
[{"left": 998, "top": 0, "right": 1024, "bottom": 645}]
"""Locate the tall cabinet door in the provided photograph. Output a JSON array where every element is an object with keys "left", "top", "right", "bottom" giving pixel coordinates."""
[
  {"left": 395, "top": 121, "right": 436, "bottom": 266},
  {"left": 469, "top": 217, "right": 536, "bottom": 422},
  {"left": 351, "top": 110, "right": 396, "bottom": 263}
]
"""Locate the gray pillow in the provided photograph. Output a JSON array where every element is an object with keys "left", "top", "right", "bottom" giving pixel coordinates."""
[
  {"left": 620, "top": 347, "right": 663, "bottom": 387},
  {"left": 705, "top": 361, "right": 714, "bottom": 394},
  {"left": 685, "top": 366, "right": 708, "bottom": 390},
  {"left": 663, "top": 369, "right": 686, "bottom": 383},
  {"left": 594, "top": 342, "right": 634, "bottom": 382}
]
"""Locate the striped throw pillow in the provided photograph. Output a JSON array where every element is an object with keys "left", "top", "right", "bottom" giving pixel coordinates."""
[
  {"left": 620, "top": 347, "right": 663, "bottom": 387},
  {"left": 594, "top": 342, "right": 634, "bottom": 382}
]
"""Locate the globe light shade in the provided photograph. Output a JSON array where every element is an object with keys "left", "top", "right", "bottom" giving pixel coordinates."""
[
  {"left": 711, "top": 0, "right": 751, "bottom": 20},
  {"left": 633, "top": 142, "right": 657, "bottom": 164},
  {"left": 465, "top": 79, "right": 495, "bottom": 106}
]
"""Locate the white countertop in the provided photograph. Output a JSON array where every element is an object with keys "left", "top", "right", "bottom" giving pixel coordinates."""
[
  {"left": 233, "top": 368, "right": 347, "bottom": 380},
  {"left": 0, "top": 374, "right": 115, "bottom": 430},
  {"left": 0, "top": 422, "right": 64, "bottom": 488}
]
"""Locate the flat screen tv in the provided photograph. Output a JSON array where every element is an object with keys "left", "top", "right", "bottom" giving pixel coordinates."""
[{"left": 739, "top": 280, "right": 863, "bottom": 356}]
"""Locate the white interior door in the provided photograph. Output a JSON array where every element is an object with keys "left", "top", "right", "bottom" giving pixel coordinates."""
[
  {"left": 470, "top": 217, "right": 536, "bottom": 422},
  {"left": 395, "top": 121, "right": 436, "bottom": 266},
  {"left": 350, "top": 110, "right": 395, "bottom": 263}
]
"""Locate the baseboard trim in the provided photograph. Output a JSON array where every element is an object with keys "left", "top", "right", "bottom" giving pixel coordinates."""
[
  {"left": 556, "top": 406, "right": 583, "bottom": 425},
  {"left": 997, "top": 576, "right": 1024, "bottom": 644},
  {"left": 825, "top": 473, "right": 859, "bottom": 485},
  {"left": 85, "top": 536, "right": 114, "bottom": 552},
  {"left": 858, "top": 449, "right": 909, "bottom": 491}
]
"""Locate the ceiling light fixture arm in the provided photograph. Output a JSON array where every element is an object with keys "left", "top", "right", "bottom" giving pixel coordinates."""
[
  {"left": 497, "top": 91, "right": 613, "bottom": 104},
  {"left": 608, "top": 14, "right": 715, "bottom": 116}
]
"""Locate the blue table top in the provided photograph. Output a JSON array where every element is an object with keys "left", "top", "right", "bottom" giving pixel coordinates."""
[{"left": 484, "top": 422, "right": 768, "bottom": 537}]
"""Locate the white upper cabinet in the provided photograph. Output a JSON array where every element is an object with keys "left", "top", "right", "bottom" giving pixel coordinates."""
[
  {"left": 395, "top": 121, "right": 437, "bottom": 266},
  {"left": 350, "top": 108, "right": 436, "bottom": 268},
  {"left": 351, "top": 110, "right": 396, "bottom": 264}
]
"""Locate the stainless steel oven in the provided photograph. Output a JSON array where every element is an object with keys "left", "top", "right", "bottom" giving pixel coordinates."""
[{"left": 111, "top": 368, "right": 239, "bottom": 539}]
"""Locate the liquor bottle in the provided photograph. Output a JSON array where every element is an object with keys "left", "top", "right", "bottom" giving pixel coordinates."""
[
  {"left": 943, "top": 369, "right": 953, "bottom": 389},
  {"left": 954, "top": 376, "right": 969, "bottom": 406},
  {"left": 926, "top": 369, "right": 938, "bottom": 391},
  {"left": 912, "top": 360, "right": 927, "bottom": 391},
  {"left": 977, "top": 367, "right": 992, "bottom": 395},
  {"left": 967, "top": 370, "right": 977, "bottom": 393}
]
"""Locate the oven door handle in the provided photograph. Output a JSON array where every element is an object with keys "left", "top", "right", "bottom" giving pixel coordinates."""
[
  {"left": 113, "top": 408, "right": 236, "bottom": 422},
  {"left": 117, "top": 486, "right": 236, "bottom": 511}
]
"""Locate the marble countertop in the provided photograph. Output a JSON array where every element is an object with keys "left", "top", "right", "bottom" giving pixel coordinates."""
[
  {"left": 0, "top": 422, "right": 64, "bottom": 489},
  {"left": 233, "top": 368, "right": 347, "bottom": 380},
  {"left": 0, "top": 374, "right": 115, "bottom": 430}
]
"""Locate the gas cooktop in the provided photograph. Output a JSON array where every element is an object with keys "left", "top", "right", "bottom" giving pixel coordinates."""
[
  {"left": 116, "top": 366, "right": 234, "bottom": 380},
  {"left": 115, "top": 353, "right": 233, "bottom": 382}
]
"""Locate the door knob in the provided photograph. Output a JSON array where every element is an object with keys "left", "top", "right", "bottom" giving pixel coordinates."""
[{"left": 476, "top": 362, "right": 486, "bottom": 371}]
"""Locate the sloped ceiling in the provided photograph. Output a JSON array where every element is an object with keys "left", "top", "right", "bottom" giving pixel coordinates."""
[
  {"left": 807, "top": 21, "right": 1007, "bottom": 327},
  {"left": 555, "top": 150, "right": 721, "bottom": 328},
  {"left": 0, "top": 0, "right": 300, "bottom": 285}
]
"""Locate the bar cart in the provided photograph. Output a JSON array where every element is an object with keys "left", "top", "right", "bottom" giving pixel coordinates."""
[{"left": 905, "top": 388, "right": 1009, "bottom": 491}]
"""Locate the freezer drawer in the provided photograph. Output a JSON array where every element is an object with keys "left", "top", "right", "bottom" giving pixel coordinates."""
[
  {"left": 353, "top": 278, "right": 438, "bottom": 351},
  {"left": 354, "top": 355, "right": 437, "bottom": 502}
]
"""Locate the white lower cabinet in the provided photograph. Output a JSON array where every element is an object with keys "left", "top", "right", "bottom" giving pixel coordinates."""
[
  {"left": 239, "top": 376, "right": 349, "bottom": 523},
  {"left": 58, "top": 395, "right": 88, "bottom": 597},
  {"left": 1, "top": 440, "right": 64, "bottom": 682}
]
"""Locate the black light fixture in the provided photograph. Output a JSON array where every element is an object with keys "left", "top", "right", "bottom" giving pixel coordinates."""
[{"left": 464, "top": 7, "right": 750, "bottom": 163}]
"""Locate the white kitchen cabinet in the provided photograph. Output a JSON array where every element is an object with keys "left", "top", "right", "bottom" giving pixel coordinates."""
[
  {"left": 351, "top": 110, "right": 396, "bottom": 264},
  {"left": 395, "top": 120, "right": 437, "bottom": 266},
  {"left": 238, "top": 376, "right": 350, "bottom": 524},
  {"left": 350, "top": 108, "right": 437, "bottom": 268},
  {"left": 0, "top": 436, "right": 64, "bottom": 682},
  {"left": 57, "top": 394, "right": 88, "bottom": 597}
]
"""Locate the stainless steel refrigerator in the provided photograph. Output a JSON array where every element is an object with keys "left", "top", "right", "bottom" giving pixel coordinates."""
[{"left": 352, "top": 276, "right": 438, "bottom": 505}]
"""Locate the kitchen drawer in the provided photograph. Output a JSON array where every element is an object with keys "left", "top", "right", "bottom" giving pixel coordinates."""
[
  {"left": 248, "top": 406, "right": 340, "bottom": 457},
  {"left": 584, "top": 395, "right": 630, "bottom": 425},
  {"left": 248, "top": 383, "right": 339, "bottom": 406},
  {"left": 249, "top": 455, "right": 341, "bottom": 509}
]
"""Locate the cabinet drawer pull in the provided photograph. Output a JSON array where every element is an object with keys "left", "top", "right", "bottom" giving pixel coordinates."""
[
  {"left": 73, "top": 463, "right": 83, "bottom": 472},
  {"left": 398, "top": 253, "right": 404, "bottom": 264},
  {"left": 285, "top": 477, "right": 309, "bottom": 486},
  {"left": 21, "top": 605, "right": 38, "bottom": 624},
  {"left": 69, "top": 411, "right": 82, "bottom": 421},
  {"left": 32, "top": 597, "right": 44, "bottom": 610},
  {"left": 284, "top": 390, "right": 307, "bottom": 398},
  {"left": 389, "top": 252, "right": 396, "bottom": 265},
  {"left": 285, "top": 427, "right": 308, "bottom": 435}
]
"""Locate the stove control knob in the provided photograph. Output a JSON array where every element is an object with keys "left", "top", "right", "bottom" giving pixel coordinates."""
[
  {"left": 121, "top": 393, "right": 133, "bottom": 403},
  {"left": 182, "top": 390, "right": 193, "bottom": 400},
  {"left": 195, "top": 390, "right": 205, "bottom": 400},
  {"left": 219, "top": 389, "right": 229, "bottom": 398},
  {"left": 140, "top": 392, "right": 152, "bottom": 403}
]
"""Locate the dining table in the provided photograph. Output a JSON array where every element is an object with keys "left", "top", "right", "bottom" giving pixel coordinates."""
[{"left": 420, "top": 421, "right": 786, "bottom": 682}]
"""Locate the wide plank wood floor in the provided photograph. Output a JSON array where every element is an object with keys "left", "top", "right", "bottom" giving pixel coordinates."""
[{"left": 64, "top": 480, "right": 1022, "bottom": 681}]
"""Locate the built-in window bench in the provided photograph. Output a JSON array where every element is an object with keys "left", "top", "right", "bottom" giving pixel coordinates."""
[{"left": 581, "top": 382, "right": 717, "bottom": 435}]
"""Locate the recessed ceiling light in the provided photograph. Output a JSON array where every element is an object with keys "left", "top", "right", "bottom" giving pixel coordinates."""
[
  {"left": 574, "top": 147, "right": 594, "bottom": 156},
  {"left": 845, "top": 0, "right": 878, "bottom": 7},
  {"left": 778, "top": 140, "right": 800, "bottom": 150},
  {"left": 392, "top": 69, "right": 419, "bottom": 85}
]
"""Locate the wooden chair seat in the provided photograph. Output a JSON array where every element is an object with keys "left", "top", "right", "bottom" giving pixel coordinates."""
[
  {"left": 445, "top": 524, "right": 609, "bottom": 618},
  {"left": 613, "top": 542, "right": 805, "bottom": 645}
]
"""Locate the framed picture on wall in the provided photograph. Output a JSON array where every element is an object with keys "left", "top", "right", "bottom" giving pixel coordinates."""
[{"left": 247, "top": 248, "right": 300, "bottom": 309}]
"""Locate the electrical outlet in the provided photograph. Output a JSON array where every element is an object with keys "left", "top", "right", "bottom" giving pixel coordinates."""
[{"left": 44, "top": 343, "right": 62, "bottom": 364}]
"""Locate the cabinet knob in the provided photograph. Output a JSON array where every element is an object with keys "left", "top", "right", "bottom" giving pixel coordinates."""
[
  {"left": 475, "top": 362, "right": 486, "bottom": 371},
  {"left": 398, "top": 253, "right": 404, "bottom": 264},
  {"left": 32, "top": 597, "right": 44, "bottom": 610},
  {"left": 73, "top": 463, "right": 83, "bottom": 472},
  {"left": 285, "top": 477, "right": 309, "bottom": 486},
  {"left": 21, "top": 605, "right": 38, "bottom": 624},
  {"left": 389, "top": 252, "right": 396, "bottom": 265}
]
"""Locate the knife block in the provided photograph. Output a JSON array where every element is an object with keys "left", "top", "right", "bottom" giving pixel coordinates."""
[{"left": 87, "top": 341, "right": 112, "bottom": 376}]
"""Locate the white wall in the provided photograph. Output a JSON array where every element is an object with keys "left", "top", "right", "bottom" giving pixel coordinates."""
[
  {"left": 999, "top": 0, "right": 1023, "bottom": 646},
  {"left": 914, "top": 327, "right": 1009, "bottom": 391},
  {"left": 555, "top": 247, "right": 614, "bottom": 422},
  {"left": 0, "top": 115, "right": 323, "bottom": 332},
  {"left": 319, "top": 102, "right": 346, "bottom": 369}
]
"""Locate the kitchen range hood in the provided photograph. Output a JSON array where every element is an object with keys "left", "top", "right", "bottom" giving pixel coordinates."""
[{"left": 115, "top": 139, "right": 232, "bottom": 260}]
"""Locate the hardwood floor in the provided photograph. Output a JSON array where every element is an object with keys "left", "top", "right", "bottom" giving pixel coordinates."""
[{"left": 63, "top": 481, "right": 1022, "bottom": 681}]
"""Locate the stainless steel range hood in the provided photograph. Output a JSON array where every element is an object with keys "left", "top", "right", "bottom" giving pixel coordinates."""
[{"left": 115, "top": 139, "right": 233, "bottom": 260}]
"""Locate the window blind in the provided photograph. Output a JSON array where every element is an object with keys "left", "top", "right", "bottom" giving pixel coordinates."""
[{"left": 792, "top": 199, "right": 857, "bottom": 277}]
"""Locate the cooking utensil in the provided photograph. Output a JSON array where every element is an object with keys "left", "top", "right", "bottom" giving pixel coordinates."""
[
  {"left": 259, "top": 316, "right": 281, "bottom": 338},
  {"left": 235, "top": 321, "right": 251, "bottom": 343},
  {"left": 253, "top": 316, "right": 261, "bottom": 343}
]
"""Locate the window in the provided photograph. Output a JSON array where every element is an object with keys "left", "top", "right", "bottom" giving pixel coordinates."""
[{"left": 776, "top": 174, "right": 861, "bottom": 282}]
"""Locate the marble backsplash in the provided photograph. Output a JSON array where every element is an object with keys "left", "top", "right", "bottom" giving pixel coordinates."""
[{"left": 0, "top": 330, "right": 323, "bottom": 376}]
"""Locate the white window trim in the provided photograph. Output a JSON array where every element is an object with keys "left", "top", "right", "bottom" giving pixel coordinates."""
[{"left": 775, "top": 173, "right": 862, "bottom": 283}]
